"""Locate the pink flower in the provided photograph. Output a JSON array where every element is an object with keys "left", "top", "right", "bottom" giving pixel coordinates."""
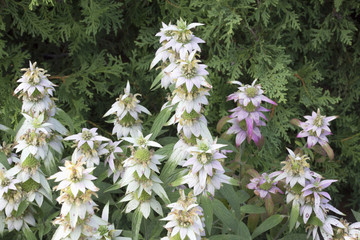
[
  {"left": 297, "top": 109, "right": 336, "bottom": 148},
  {"left": 247, "top": 172, "right": 283, "bottom": 199}
]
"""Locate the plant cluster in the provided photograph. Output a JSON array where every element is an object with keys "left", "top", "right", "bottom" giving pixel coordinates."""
[{"left": 1, "top": 1, "right": 360, "bottom": 239}]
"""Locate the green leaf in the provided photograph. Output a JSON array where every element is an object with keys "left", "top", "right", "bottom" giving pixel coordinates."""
[
  {"left": 132, "top": 209, "right": 143, "bottom": 240},
  {"left": 212, "top": 199, "right": 239, "bottom": 234},
  {"left": 352, "top": 210, "right": 360, "bottom": 222},
  {"left": 0, "top": 124, "right": 15, "bottom": 136},
  {"left": 280, "top": 234, "right": 308, "bottom": 240},
  {"left": 289, "top": 201, "right": 299, "bottom": 232},
  {"left": 22, "top": 227, "right": 37, "bottom": 240},
  {"left": 251, "top": 215, "right": 284, "bottom": 238},
  {"left": 104, "top": 183, "right": 122, "bottom": 193},
  {"left": 56, "top": 108, "right": 74, "bottom": 133},
  {"left": 15, "top": 200, "right": 29, "bottom": 217},
  {"left": 237, "top": 190, "right": 250, "bottom": 204},
  {"left": 0, "top": 152, "right": 10, "bottom": 169},
  {"left": 240, "top": 205, "right": 266, "bottom": 214},
  {"left": 150, "top": 71, "right": 164, "bottom": 90},
  {"left": 220, "top": 185, "right": 242, "bottom": 215},
  {"left": 149, "top": 105, "right": 173, "bottom": 140},
  {"left": 307, "top": 215, "right": 323, "bottom": 227},
  {"left": 160, "top": 148, "right": 188, "bottom": 184},
  {"left": 209, "top": 235, "right": 243, "bottom": 240},
  {"left": 239, "top": 220, "right": 252, "bottom": 240},
  {"left": 200, "top": 195, "right": 213, "bottom": 235}
]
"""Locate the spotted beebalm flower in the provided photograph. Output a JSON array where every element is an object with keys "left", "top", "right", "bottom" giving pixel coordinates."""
[
  {"left": 182, "top": 139, "right": 232, "bottom": 196},
  {"left": 120, "top": 137, "right": 166, "bottom": 218},
  {"left": 300, "top": 177, "right": 343, "bottom": 224},
  {"left": 161, "top": 190, "right": 205, "bottom": 240},
  {"left": 162, "top": 19, "right": 204, "bottom": 60},
  {"left": 171, "top": 86, "right": 209, "bottom": 114},
  {"left": 122, "top": 131, "right": 162, "bottom": 149},
  {"left": 183, "top": 138, "right": 226, "bottom": 176},
  {"left": 247, "top": 172, "right": 283, "bottom": 199},
  {"left": 50, "top": 161, "right": 98, "bottom": 197},
  {"left": 104, "top": 81, "right": 151, "bottom": 138},
  {"left": 5, "top": 212, "right": 36, "bottom": 231},
  {"left": 306, "top": 215, "right": 345, "bottom": 240},
  {"left": 103, "top": 140, "right": 125, "bottom": 182},
  {"left": 183, "top": 170, "right": 231, "bottom": 196},
  {"left": 273, "top": 148, "right": 321, "bottom": 187},
  {"left": 227, "top": 79, "right": 276, "bottom": 148},
  {"left": 64, "top": 128, "right": 109, "bottom": 150},
  {"left": 227, "top": 79, "right": 277, "bottom": 107},
  {"left": 175, "top": 112, "right": 208, "bottom": 139},
  {"left": 14, "top": 61, "right": 55, "bottom": 101},
  {"left": 342, "top": 220, "right": 360, "bottom": 240},
  {"left": 227, "top": 117, "right": 264, "bottom": 147},
  {"left": 297, "top": 109, "right": 336, "bottom": 148},
  {"left": 0, "top": 169, "right": 23, "bottom": 217},
  {"left": 0, "top": 142, "right": 19, "bottom": 165},
  {"left": 171, "top": 51, "right": 210, "bottom": 92}
]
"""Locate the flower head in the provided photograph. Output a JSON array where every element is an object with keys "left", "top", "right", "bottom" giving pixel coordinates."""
[
  {"left": 274, "top": 148, "right": 321, "bottom": 187},
  {"left": 247, "top": 172, "right": 283, "bottom": 199},
  {"left": 227, "top": 79, "right": 277, "bottom": 107},
  {"left": 161, "top": 190, "right": 205, "bottom": 240},
  {"left": 297, "top": 109, "right": 336, "bottom": 148},
  {"left": 64, "top": 128, "right": 109, "bottom": 150},
  {"left": 50, "top": 161, "right": 98, "bottom": 197},
  {"left": 14, "top": 61, "right": 55, "bottom": 101}
]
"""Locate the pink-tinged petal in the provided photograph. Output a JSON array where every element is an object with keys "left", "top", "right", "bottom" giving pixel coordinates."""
[
  {"left": 302, "top": 190, "right": 313, "bottom": 197},
  {"left": 259, "top": 190, "right": 268, "bottom": 198},
  {"left": 260, "top": 95, "right": 277, "bottom": 105},
  {"left": 307, "top": 136, "right": 318, "bottom": 148},
  {"left": 319, "top": 191, "right": 331, "bottom": 200},
  {"left": 297, "top": 131, "right": 309, "bottom": 138},
  {"left": 235, "top": 131, "right": 246, "bottom": 147},
  {"left": 302, "top": 184, "right": 315, "bottom": 192},
  {"left": 245, "top": 118, "right": 253, "bottom": 142},
  {"left": 319, "top": 180, "right": 337, "bottom": 189},
  {"left": 325, "top": 116, "right": 337, "bottom": 122}
]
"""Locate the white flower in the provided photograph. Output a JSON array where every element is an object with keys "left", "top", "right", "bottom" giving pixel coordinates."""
[
  {"left": 112, "top": 121, "right": 142, "bottom": 139},
  {"left": 172, "top": 86, "right": 210, "bottom": 114},
  {"left": 227, "top": 79, "right": 277, "bottom": 107},
  {"left": 273, "top": 148, "right": 321, "bottom": 187},
  {"left": 161, "top": 190, "right": 205, "bottom": 240},
  {"left": 122, "top": 131, "right": 162, "bottom": 149},
  {"left": 22, "top": 94, "right": 55, "bottom": 117},
  {"left": 183, "top": 169, "right": 231, "bottom": 196},
  {"left": 162, "top": 19, "right": 205, "bottom": 60},
  {"left": 172, "top": 51, "right": 210, "bottom": 92},
  {"left": 103, "top": 81, "right": 151, "bottom": 122},
  {"left": 6, "top": 212, "right": 36, "bottom": 231},
  {"left": 0, "top": 169, "right": 20, "bottom": 198},
  {"left": 121, "top": 194, "right": 163, "bottom": 219},
  {"left": 14, "top": 61, "right": 55, "bottom": 100},
  {"left": 173, "top": 113, "right": 207, "bottom": 139},
  {"left": 64, "top": 128, "right": 109, "bottom": 150},
  {"left": 50, "top": 161, "right": 98, "bottom": 197}
]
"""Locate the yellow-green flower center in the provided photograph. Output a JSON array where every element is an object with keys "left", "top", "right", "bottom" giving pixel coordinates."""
[
  {"left": 244, "top": 102, "right": 257, "bottom": 112},
  {"left": 245, "top": 86, "right": 258, "bottom": 98},
  {"left": 81, "top": 130, "right": 93, "bottom": 141},
  {"left": 260, "top": 182, "right": 273, "bottom": 191},
  {"left": 134, "top": 148, "right": 151, "bottom": 163}
]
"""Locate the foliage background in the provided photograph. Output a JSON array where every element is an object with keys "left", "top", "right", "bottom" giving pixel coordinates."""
[{"left": 0, "top": 0, "right": 360, "bottom": 238}]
